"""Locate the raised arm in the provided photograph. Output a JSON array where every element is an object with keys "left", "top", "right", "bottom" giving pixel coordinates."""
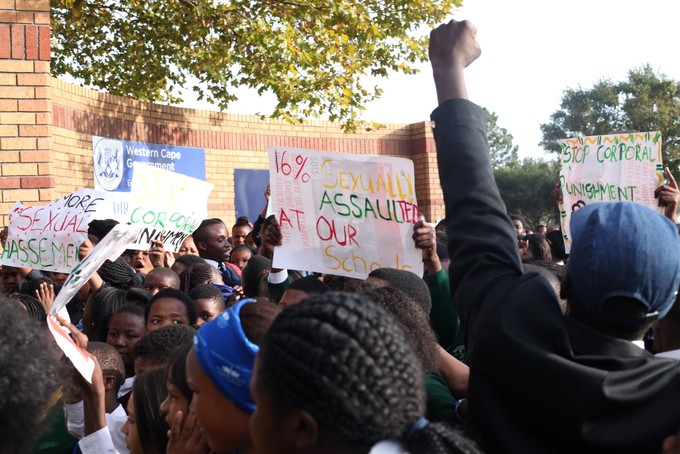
[{"left": 430, "top": 20, "right": 522, "bottom": 350}]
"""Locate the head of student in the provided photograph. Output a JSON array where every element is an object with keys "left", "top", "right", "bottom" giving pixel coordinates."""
[
  {"left": 143, "top": 267, "right": 180, "bottom": 296},
  {"left": 250, "top": 292, "right": 480, "bottom": 454},
  {"left": 231, "top": 217, "right": 253, "bottom": 247},
  {"left": 145, "top": 288, "right": 197, "bottom": 333},
  {"left": 188, "top": 283, "right": 226, "bottom": 328},
  {"left": 186, "top": 298, "right": 281, "bottom": 454},
  {"left": 193, "top": 218, "right": 231, "bottom": 262},
  {"left": 509, "top": 213, "right": 527, "bottom": 237},
  {"left": 562, "top": 202, "right": 680, "bottom": 340}
]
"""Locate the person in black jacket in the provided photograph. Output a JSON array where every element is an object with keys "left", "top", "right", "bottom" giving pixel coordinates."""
[{"left": 430, "top": 19, "right": 680, "bottom": 453}]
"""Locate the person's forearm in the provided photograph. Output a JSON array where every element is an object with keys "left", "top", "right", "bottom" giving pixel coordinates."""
[
  {"left": 437, "top": 345, "right": 469, "bottom": 397},
  {"left": 82, "top": 391, "right": 107, "bottom": 436},
  {"left": 423, "top": 254, "right": 443, "bottom": 276},
  {"left": 433, "top": 67, "right": 468, "bottom": 104}
]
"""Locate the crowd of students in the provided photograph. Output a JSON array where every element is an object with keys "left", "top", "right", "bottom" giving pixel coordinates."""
[{"left": 3, "top": 19, "right": 680, "bottom": 454}]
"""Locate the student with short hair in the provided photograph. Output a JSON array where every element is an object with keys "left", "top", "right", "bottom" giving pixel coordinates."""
[
  {"left": 64, "top": 342, "right": 129, "bottom": 453},
  {"left": 107, "top": 304, "right": 145, "bottom": 391},
  {"left": 229, "top": 244, "right": 257, "bottom": 270},
  {"left": 144, "top": 288, "right": 197, "bottom": 333},
  {"left": 133, "top": 324, "right": 195, "bottom": 374},
  {"left": 193, "top": 218, "right": 242, "bottom": 287},
  {"left": 279, "top": 275, "right": 329, "bottom": 309},
  {"left": 231, "top": 217, "right": 253, "bottom": 247},
  {"left": 188, "top": 284, "right": 226, "bottom": 328},
  {"left": 142, "top": 267, "right": 180, "bottom": 296}
]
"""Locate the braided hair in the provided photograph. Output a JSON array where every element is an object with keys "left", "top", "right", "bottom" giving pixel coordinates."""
[
  {"left": 255, "top": 292, "right": 481, "bottom": 454},
  {"left": 9, "top": 292, "right": 46, "bottom": 323}
]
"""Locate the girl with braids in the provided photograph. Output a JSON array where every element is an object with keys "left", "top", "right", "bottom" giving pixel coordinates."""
[
  {"left": 249, "top": 292, "right": 482, "bottom": 454},
  {"left": 186, "top": 297, "right": 281, "bottom": 454}
]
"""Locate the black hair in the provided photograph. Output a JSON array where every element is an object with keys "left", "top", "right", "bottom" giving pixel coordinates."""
[
  {"left": 0, "top": 299, "right": 59, "bottom": 453},
  {"left": 146, "top": 288, "right": 197, "bottom": 327},
  {"left": 145, "top": 267, "right": 181, "bottom": 290},
  {"left": 9, "top": 292, "right": 46, "bottom": 323},
  {"left": 192, "top": 218, "right": 226, "bottom": 244},
  {"left": 231, "top": 243, "right": 257, "bottom": 256},
  {"left": 286, "top": 275, "right": 330, "bottom": 295},
  {"left": 133, "top": 324, "right": 196, "bottom": 368},
  {"left": 20, "top": 277, "right": 59, "bottom": 300},
  {"left": 90, "top": 287, "right": 127, "bottom": 342},
  {"left": 257, "top": 292, "right": 479, "bottom": 453},
  {"left": 179, "top": 262, "right": 216, "bottom": 293},
  {"left": 188, "top": 284, "right": 225, "bottom": 310},
  {"left": 173, "top": 254, "right": 206, "bottom": 268},
  {"left": 509, "top": 213, "right": 527, "bottom": 227},
  {"left": 238, "top": 299, "right": 281, "bottom": 346},
  {"left": 88, "top": 219, "right": 119, "bottom": 241},
  {"left": 522, "top": 234, "right": 553, "bottom": 263},
  {"left": 363, "top": 286, "right": 439, "bottom": 374},
  {"left": 98, "top": 257, "right": 139, "bottom": 290},
  {"left": 166, "top": 342, "right": 193, "bottom": 402},
  {"left": 112, "top": 302, "right": 145, "bottom": 320},
  {"left": 233, "top": 217, "right": 252, "bottom": 229},
  {"left": 125, "top": 287, "right": 151, "bottom": 308},
  {"left": 241, "top": 255, "right": 271, "bottom": 298},
  {"left": 88, "top": 342, "right": 125, "bottom": 393},
  {"left": 133, "top": 368, "right": 169, "bottom": 454},
  {"left": 323, "top": 274, "right": 375, "bottom": 292},
  {"left": 367, "top": 268, "right": 432, "bottom": 314},
  {"left": 545, "top": 229, "right": 566, "bottom": 262}
]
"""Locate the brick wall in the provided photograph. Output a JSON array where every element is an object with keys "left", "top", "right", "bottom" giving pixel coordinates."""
[
  {"left": 50, "top": 79, "right": 444, "bottom": 224},
  {"left": 2, "top": 0, "right": 445, "bottom": 228},
  {"left": 0, "top": 0, "right": 52, "bottom": 225}
]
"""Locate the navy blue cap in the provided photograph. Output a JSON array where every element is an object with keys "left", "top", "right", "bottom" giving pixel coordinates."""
[{"left": 569, "top": 202, "right": 680, "bottom": 324}]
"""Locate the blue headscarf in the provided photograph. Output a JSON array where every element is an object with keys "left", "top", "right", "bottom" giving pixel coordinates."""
[{"left": 193, "top": 298, "right": 258, "bottom": 414}]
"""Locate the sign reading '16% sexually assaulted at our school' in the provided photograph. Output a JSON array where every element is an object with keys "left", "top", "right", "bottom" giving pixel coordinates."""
[{"left": 268, "top": 146, "right": 423, "bottom": 280}]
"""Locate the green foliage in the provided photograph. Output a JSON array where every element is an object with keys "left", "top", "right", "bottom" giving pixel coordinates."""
[
  {"left": 494, "top": 158, "right": 560, "bottom": 228},
  {"left": 540, "top": 65, "right": 680, "bottom": 171},
  {"left": 485, "top": 108, "right": 518, "bottom": 169},
  {"left": 50, "top": 0, "right": 462, "bottom": 131}
]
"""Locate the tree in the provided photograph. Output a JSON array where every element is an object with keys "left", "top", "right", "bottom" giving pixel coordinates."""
[
  {"left": 50, "top": 0, "right": 461, "bottom": 130},
  {"left": 494, "top": 158, "right": 560, "bottom": 228},
  {"left": 486, "top": 108, "right": 519, "bottom": 169},
  {"left": 540, "top": 65, "right": 680, "bottom": 171}
]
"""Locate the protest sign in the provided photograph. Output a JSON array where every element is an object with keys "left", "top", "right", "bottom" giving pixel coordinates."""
[
  {"left": 558, "top": 131, "right": 663, "bottom": 251},
  {"left": 47, "top": 223, "right": 140, "bottom": 383},
  {"left": 268, "top": 146, "right": 423, "bottom": 279},
  {"left": 123, "top": 165, "right": 213, "bottom": 251},
  {"left": 0, "top": 190, "right": 106, "bottom": 272},
  {"left": 93, "top": 136, "right": 206, "bottom": 192}
]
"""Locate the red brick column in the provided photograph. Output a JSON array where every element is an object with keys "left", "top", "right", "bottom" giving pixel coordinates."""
[{"left": 0, "top": 0, "right": 53, "bottom": 225}]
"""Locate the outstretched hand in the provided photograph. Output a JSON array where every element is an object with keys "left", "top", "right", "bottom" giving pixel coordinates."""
[{"left": 655, "top": 167, "right": 680, "bottom": 222}]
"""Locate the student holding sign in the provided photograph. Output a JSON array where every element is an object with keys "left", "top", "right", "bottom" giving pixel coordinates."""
[{"left": 430, "top": 19, "right": 680, "bottom": 453}]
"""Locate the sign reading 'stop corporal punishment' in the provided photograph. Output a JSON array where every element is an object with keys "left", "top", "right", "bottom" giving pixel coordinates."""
[
  {"left": 558, "top": 131, "right": 664, "bottom": 251},
  {"left": 268, "top": 147, "right": 423, "bottom": 279}
]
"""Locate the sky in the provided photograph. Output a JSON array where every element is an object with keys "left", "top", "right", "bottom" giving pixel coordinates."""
[{"left": 178, "top": 0, "right": 680, "bottom": 160}]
